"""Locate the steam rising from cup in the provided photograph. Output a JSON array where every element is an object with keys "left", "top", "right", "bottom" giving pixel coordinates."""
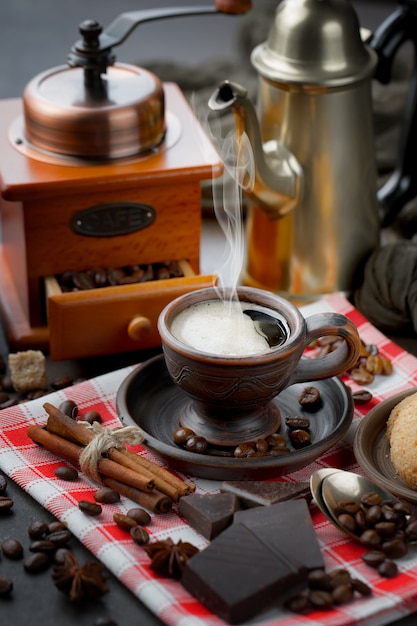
[{"left": 192, "top": 93, "right": 255, "bottom": 300}]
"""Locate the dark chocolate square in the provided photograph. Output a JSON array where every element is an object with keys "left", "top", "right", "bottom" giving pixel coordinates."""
[
  {"left": 234, "top": 499, "right": 324, "bottom": 572},
  {"left": 179, "top": 492, "right": 240, "bottom": 539},
  {"left": 181, "top": 522, "right": 307, "bottom": 624}
]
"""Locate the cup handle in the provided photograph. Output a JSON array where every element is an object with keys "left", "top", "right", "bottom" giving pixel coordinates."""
[{"left": 290, "top": 313, "right": 361, "bottom": 384}]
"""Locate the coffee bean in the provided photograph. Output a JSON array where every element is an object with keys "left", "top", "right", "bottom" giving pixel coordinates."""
[
  {"left": 55, "top": 465, "right": 79, "bottom": 481},
  {"left": 58, "top": 399, "right": 78, "bottom": 419},
  {"left": 332, "top": 583, "right": 353, "bottom": 605},
  {"left": 0, "top": 575, "right": 13, "bottom": 597},
  {"left": 255, "top": 438, "right": 269, "bottom": 454},
  {"left": 352, "top": 389, "right": 373, "bottom": 404},
  {"left": 78, "top": 500, "right": 102, "bottom": 516},
  {"left": 73, "top": 272, "right": 96, "bottom": 290},
  {"left": 361, "top": 492, "right": 382, "bottom": 507},
  {"left": 233, "top": 442, "right": 256, "bottom": 458},
  {"left": 0, "top": 475, "right": 7, "bottom": 494},
  {"left": 24, "top": 552, "right": 51, "bottom": 573},
  {"left": 173, "top": 427, "right": 195, "bottom": 445},
  {"left": 307, "top": 569, "right": 332, "bottom": 591},
  {"left": 365, "top": 504, "right": 382, "bottom": 525},
  {"left": 378, "top": 560, "right": 398, "bottom": 578},
  {"left": 48, "top": 521, "right": 67, "bottom": 534},
  {"left": 405, "top": 519, "right": 417, "bottom": 541},
  {"left": 362, "top": 550, "right": 386, "bottom": 568},
  {"left": 329, "top": 568, "right": 351, "bottom": 589},
  {"left": 285, "top": 416, "right": 310, "bottom": 430},
  {"left": 126, "top": 508, "right": 151, "bottom": 526},
  {"left": 50, "top": 376, "right": 73, "bottom": 390},
  {"left": 375, "top": 521, "right": 397, "bottom": 538},
  {"left": 266, "top": 433, "right": 287, "bottom": 448},
  {"left": 309, "top": 589, "right": 333, "bottom": 608},
  {"left": 28, "top": 520, "right": 49, "bottom": 539},
  {"left": 113, "top": 513, "right": 137, "bottom": 531},
  {"left": 381, "top": 538, "right": 407, "bottom": 559},
  {"left": 83, "top": 410, "right": 102, "bottom": 424},
  {"left": 54, "top": 548, "right": 72, "bottom": 565},
  {"left": 350, "top": 368, "right": 374, "bottom": 385},
  {"left": 46, "top": 529, "right": 72, "bottom": 547},
  {"left": 285, "top": 592, "right": 311, "bottom": 614},
  {"left": 0, "top": 495, "right": 14, "bottom": 512},
  {"left": 355, "top": 509, "right": 367, "bottom": 529},
  {"left": 29, "top": 540, "right": 56, "bottom": 553},
  {"left": 298, "top": 386, "right": 321, "bottom": 410},
  {"left": 94, "top": 487, "right": 120, "bottom": 504},
  {"left": 130, "top": 526, "right": 150, "bottom": 546},
  {"left": 185, "top": 435, "right": 208, "bottom": 454},
  {"left": 393, "top": 501, "right": 412, "bottom": 516},
  {"left": 289, "top": 429, "right": 311, "bottom": 448},
  {"left": 338, "top": 513, "right": 357, "bottom": 534},
  {"left": 359, "top": 529, "right": 382, "bottom": 547},
  {"left": 351, "top": 578, "right": 372, "bottom": 596},
  {"left": 337, "top": 499, "right": 360, "bottom": 514},
  {"left": 2, "top": 538, "right": 24, "bottom": 559}
]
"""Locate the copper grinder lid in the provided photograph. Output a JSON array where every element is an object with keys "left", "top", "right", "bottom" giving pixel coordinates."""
[{"left": 22, "top": 20, "right": 165, "bottom": 160}]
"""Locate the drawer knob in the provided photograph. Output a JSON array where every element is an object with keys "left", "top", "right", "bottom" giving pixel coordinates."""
[{"left": 128, "top": 315, "right": 152, "bottom": 341}]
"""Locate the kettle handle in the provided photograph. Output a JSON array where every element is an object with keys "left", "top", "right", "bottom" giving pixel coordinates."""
[{"left": 371, "top": 1, "right": 417, "bottom": 227}]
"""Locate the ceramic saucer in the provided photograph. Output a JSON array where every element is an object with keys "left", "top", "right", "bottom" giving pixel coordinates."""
[{"left": 116, "top": 354, "right": 354, "bottom": 480}]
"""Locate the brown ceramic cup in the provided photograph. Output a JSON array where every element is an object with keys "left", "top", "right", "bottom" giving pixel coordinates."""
[{"left": 158, "top": 286, "right": 360, "bottom": 446}]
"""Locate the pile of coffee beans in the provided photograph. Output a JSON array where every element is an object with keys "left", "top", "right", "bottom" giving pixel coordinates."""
[
  {"left": 309, "top": 336, "right": 393, "bottom": 386},
  {"left": 172, "top": 386, "right": 320, "bottom": 456},
  {"left": 56, "top": 260, "right": 184, "bottom": 292},
  {"left": 286, "top": 567, "right": 371, "bottom": 614},
  {"left": 336, "top": 490, "right": 416, "bottom": 578}
]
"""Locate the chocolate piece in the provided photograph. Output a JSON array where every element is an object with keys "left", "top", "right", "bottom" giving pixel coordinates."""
[
  {"left": 234, "top": 500, "right": 324, "bottom": 572},
  {"left": 221, "top": 480, "right": 311, "bottom": 508},
  {"left": 179, "top": 493, "right": 240, "bottom": 540},
  {"left": 181, "top": 522, "right": 308, "bottom": 624}
]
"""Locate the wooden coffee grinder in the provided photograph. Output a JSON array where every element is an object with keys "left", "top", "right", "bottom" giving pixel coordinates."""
[{"left": 0, "top": 4, "right": 250, "bottom": 360}]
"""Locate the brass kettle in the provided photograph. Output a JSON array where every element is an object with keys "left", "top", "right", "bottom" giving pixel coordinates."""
[{"left": 209, "top": 0, "right": 417, "bottom": 302}]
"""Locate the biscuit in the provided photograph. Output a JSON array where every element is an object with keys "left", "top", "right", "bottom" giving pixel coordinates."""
[{"left": 387, "top": 391, "right": 417, "bottom": 489}]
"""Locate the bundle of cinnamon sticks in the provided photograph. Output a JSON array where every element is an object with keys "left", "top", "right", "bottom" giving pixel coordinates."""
[{"left": 27, "top": 402, "right": 195, "bottom": 513}]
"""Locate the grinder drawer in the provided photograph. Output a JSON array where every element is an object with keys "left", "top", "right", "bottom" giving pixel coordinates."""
[{"left": 45, "top": 260, "right": 216, "bottom": 360}]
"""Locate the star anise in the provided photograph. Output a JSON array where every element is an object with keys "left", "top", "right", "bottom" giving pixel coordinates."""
[
  {"left": 143, "top": 538, "right": 199, "bottom": 579},
  {"left": 52, "top": 551, "right": 108, "bottom": 602}
]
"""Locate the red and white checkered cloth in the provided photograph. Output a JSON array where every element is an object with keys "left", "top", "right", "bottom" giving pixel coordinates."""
[{"left": 1, "top": 292, "right": 417, "bottom": 626}]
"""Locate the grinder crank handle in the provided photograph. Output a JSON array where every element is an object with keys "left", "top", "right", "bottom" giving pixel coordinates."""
[
  {"left": 289, "top": 314, "right": 361, "bottom": 385},
  {"left": 68, "top": 2, "right": 252, "bottom": 82},
  {"left": 371, "top": 0, "right": 417, "bottom": 227}
]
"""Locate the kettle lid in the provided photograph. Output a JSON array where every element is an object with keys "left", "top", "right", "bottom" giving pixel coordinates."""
[{"left": 251, "top": 0, "right": 377, "bottom": 87}]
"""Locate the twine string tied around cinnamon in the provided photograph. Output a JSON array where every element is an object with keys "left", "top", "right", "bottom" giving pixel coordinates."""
[{"left": 78, "top": 421, "right": 144, "bottom": 483}]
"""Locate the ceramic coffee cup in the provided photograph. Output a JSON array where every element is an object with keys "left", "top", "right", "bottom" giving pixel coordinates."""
[{"left": 158, "top": 286, "right": 360, "bottom": 446}]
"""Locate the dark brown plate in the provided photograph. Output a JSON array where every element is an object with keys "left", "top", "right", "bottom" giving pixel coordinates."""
[
  {"left": 116, "top": 355, "right": 354, "bottom": 480},
  {"left": 354, "top": 388, "right": 417, "bottom": 503}
]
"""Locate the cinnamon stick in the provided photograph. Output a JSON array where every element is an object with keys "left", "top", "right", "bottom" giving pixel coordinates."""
[
  {"left": 102, "top": 477, "right": 172, "bottom": 514},
  {"left": 123, "top": 452, "right": 195, "bottom": 497},
  {"left": 43, "top": 402, "right": 194, "bottom": 499},
  {"left": 27, "top": 425, "right": 154, "bottom": 493}
]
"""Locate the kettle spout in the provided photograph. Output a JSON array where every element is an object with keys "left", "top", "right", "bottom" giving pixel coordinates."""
[{"left": 208, "top": 80, "right": 303, "bottom": 219}]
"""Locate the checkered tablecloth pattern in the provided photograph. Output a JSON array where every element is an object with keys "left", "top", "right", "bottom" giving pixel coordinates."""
[{"left": 2, "top": 292, "right": 417, "bottom": 626}]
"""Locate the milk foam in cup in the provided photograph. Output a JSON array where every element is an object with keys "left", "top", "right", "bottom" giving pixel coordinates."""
[{"left": 170, "top": 300, "right": 287, "bottom": 356}]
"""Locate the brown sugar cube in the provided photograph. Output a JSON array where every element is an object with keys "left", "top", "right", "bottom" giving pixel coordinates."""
[{"left": 8, "top": 350, "right": 48, "bottom": 393}]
